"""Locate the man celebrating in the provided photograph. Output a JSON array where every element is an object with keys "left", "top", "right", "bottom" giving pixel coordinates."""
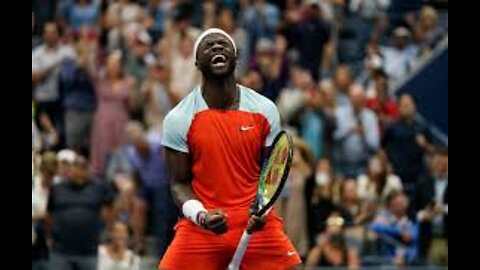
[{"left": 159, "top": 28, "right": 301, "bottom": 269}]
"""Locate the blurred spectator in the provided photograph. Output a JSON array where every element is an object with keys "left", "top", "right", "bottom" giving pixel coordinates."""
[
  {"left": 46, "top": 155, "right": 114, "bottom": 270},
  {"left": 32, "top": 22, "right": 76, "bottom": 141},
  {"left": 59, "top": 38, "right": 97, "bottom": 154},
  {"left": 112, "top": 174, "right": 147, "bottom": 254},
  {"left": 415, "top": 148, "right": 448, "bottom": 265},
  {"left": 59, "top": 0, "right": 100, "bottom": 34},
  {"left": 365, "top": 70, "right": 399, "bottom": 133},
  {"left": 141, "top": 61, "right": 174, "bottom": 134},
  {"left": 349, "top": 0, "right": 390, "bottom": 22},
  {"left": 277, "top": 66, "right": 312, "bottom": 123},
  {"left": 369, "top": 191, "right": 419, "bottom": 266},
  {"left": 98, "top": 221, "right": 141, "bottom": 270},
  {"left": 357, "top": 152, "right": 402, "bottom": 205},
  {"left": 144, "top": 0, "right": 172, "bottom": 43},
  {"left": 54, "top": 149, "right": 77, "bottom": 184},
  {"left": 124, "top": 121, "right": 178, "bottom": 259},
  {"left": 291, "top": 1, "right": 331, "bottom": 82},
  {"left": 306, "top": 213, "right": 360, "bottom": 268},
  {"left": 216, "top": 7, "right": 249, "bottom": 79},
  {"left": 333, "top": 65, "right": 354, "bottom": 108},
  {"left": 381, "top": 27, "right": 418, "bottom": 82},
  {"left": 240, "top": 70, "right": 264, "bottom": 92},
  {"left": 169, "top": 34, "right": 200, "bottom": 100},
  {"left": 90, "top": 52, "right": 135, "bottom": 176},
  {"left": 418, "top": 5, "right": 446, "bottom": 50},
  {"left": 276, "top": 138, "right": 313, "bottom": 257},
  {"left": 355, "top": 53, "right": 384, "bottom": 98},
  {"left": 333, "top": 85, "right": 380, "bottom": 178},
  {"left": 250, "top": 36, "right": 289, "bottom": 101},
  {"left": 288, "top": 80, "right": 336, "bottom": 160},
  {"left": 382, "top": 94, "right": 432, "bottom": 200},
  {"left": 105, "top": 0, "right": 146, "bottom": 51},
  {"left": 32, "top": 152, "right": 57, "bottom": 270},
  {"left": 242, "top": 0, "right": 280, "bottom": 53},
  {"left": 370, "top": 13, "right": 391, "bottom": 46}
]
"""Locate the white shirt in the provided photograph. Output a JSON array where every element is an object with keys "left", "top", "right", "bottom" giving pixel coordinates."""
[
  {"left": 32, "top": 44, "right": 76, "bottom": 102},
  {"left": 98, "top": 245, "right": 141, "bottom": 270},
  {"left": 357, "top": 174, "right": 403, "bottom": 203},
  {"left": 381, "top": 45, "right": 418, "bottom": 82}
]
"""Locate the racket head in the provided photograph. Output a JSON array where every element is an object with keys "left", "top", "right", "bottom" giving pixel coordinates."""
[{"left": 255, "top": 131, "right": 294, "bottom": 216}]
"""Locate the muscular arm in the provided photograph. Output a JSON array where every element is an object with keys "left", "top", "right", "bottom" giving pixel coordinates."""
[{"left": 164, "top": 147, "right": 196, "bottom": 206}]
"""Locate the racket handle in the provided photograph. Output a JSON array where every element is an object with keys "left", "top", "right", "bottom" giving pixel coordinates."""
[{"left": 227, "top": 230, "right": 252, "bottom": 270}]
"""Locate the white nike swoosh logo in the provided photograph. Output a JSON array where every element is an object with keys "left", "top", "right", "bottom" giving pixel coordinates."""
[
  {"left": 286, "top": 251, "right": 296, "bottom": 256},
  {"left": 240, "top": 126, "right": 254, "bottom": 131}
]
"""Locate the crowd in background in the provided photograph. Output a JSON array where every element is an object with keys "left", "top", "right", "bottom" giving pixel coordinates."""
[{"left": 32, "top": 0, "right": 448, "bottom": 269}]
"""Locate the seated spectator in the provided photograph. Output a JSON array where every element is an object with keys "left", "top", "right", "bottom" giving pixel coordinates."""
[
  {"left": 276, "top": 138, "right": 313, "bottom": 257},
  {"left": 369, "top": 191, "right": 419, "bottom": 266},
  {"left": 112, "top": 174, "right": 147, "bottom": 254},
  {"left": 381, "top": 27, "right": 418, "bottom": 83},
  {"left": 415, "top": 148, "right": 448, "bottom": 266},
  {"left": 98, "top": 221, "right": 141, "bottom": 270},
  {"left": 306, "top": 213, "right": 360, "bottom": 268},
  {"left": 32, "top": 152, "right": 57, "bottom": 270},
  {"left": 47, "top": 155, "right": 114, "bottom": 270},
  {"left": 357, "top": 152, "right": 403, "bottom": 205},
  {"left": 365, "top": 71, "right": 399, "bottom": 133},
  {"left": 333, "top": 85, "right": 380, "bottom": 178},
  {"left": 382, "top": 94, "right": 433, "bottom": 201}
]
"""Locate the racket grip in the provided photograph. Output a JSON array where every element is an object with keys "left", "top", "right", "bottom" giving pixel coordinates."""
[{"left": 227, "top": 230, "right": 252, "bottom": 270}]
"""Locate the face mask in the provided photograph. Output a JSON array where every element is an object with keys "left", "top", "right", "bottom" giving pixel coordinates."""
[{"left": 316, "top": 172, "right": 330, "bottom": 186}]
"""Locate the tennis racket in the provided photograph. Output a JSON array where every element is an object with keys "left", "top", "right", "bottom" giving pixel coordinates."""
[{"left": 227, "top": 131, "right": 294, "bottom": 270}]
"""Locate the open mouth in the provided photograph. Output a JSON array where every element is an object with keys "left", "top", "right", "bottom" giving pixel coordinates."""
[{"left": 211, "top": 54, "right": 227, "bottom": 67}]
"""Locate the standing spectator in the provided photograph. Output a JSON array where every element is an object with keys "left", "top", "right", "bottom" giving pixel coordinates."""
[
  {"left": 169, "top": 34, "right": 200, "bottom": 100},
  {"left": 276, "top": 138, "right": 313, "bottom": 257},
  {"left": 291, "top": 1, "right": 331, "bottom": 82},
  {"left": 32, "top": 22, "right": 76, "bottom": 142},
  {"left": 124, "top": 121, "right": 178, "bottom": 259},
  {"left": 91, "top": 52, "right": 135, "bottom": 176},
  {"left": 418, "top": 6, "right": 446, "bottom": 50},
  {"left": 357, "top": 152, "right": 403, "bottom": 205},
  {"left": 216, "top": 7, "right": 250, "bottom": 79},
  {"left": 54, "top": 149, "right": 77, "bottom": 184},
  {"left": 381, "top": 27, "right": 418, "bottom": 82},
  {"left": 382, "top": 94, "right": 432, "bottom": 202},
  {"left": 59, "top": 40, "right": 97, "bottom": 154},
  {"left": 47, "top": 155, "right": 114, "bottom": 270},
  {"left": 276, "top": 66, "right": 312, "bottom": 123},
  {"left": 32, "top": 152, "right": 57, "bottom": 270},
  {"left": 60, "top": 0, "right": 100, "bottom": 34},
  {"left": 141, "top": 61, "right": 174, "bottom": 134},
  {"left": 369, "top": 191, "right": 419, "bottom": 266},
  {"left": 415, "top": 148, "right": 448, "bottom": 266},
  {"left": 333, "top": 85, "right": 380, "bottom": 178},
  {"left": 98, "top": 221, "right": 141, "bottom": 270},
  {"left": 249, "top": 36, "right": 290, "bottom": 102},
  {"left": 365, "top": 70, "right": 399, "bottom": 133},
  {"left": 333, "top": 65, "right": 354, "bottom": 108},
  {"left": 242, "top": 0, "right": 280, "bottom": 54}
]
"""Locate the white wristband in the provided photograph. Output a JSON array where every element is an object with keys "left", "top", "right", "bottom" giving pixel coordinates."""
[{"left": 182, "top": 199, "right": 207, "bottom": 226}]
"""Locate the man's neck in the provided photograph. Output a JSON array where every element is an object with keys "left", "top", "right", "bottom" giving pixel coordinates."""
[{"left": 201, "top": 75, "right": 238, "bottom": 110}]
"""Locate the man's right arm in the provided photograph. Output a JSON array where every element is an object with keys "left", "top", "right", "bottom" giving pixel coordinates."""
[{"left": 165, "top": 147, "right": 228, "bottom": 234}]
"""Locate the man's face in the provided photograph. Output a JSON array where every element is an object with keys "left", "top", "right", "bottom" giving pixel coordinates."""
[
  {"left": 350, "top": 85, "right": 366, "bottom": 110},
  {"left": 389, "top": 194, "right": 408, "bottom": 217},
  {"left": 399, "top": 95, "right": 416, "bottom": 119},
  {"left": 196, "top": 33, "right": 236, "bottom": 79},
  {"left": 44, "top": 23, "right": 59, "bottom": 47},
  {"left": 334, "top": 67, "right": 352, "bottom": 92},
  {"left": 432, "top": 154, "right": 448, "bottom": 178}
]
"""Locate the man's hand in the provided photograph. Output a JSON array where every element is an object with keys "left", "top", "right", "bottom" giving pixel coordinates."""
[
  {"left": 199, "top": 209, "right": 228, "bottom": 234},
  {"left": 246, "top": 214, "right": 266, "bottom": 234}
]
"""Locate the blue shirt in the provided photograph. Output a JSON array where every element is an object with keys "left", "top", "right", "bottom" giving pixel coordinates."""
[
  {"left": 126, "top": 142, "right": 169, "bottom": 188},
  {"left": 59, "top": 59, "right": 96, "bottom": 111},
  {"left": 68, "top": 3, "right": 99, "bottom": 31}
]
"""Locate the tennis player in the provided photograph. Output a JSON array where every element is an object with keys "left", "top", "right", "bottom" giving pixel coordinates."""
[{"left": 159, "top": 28, "right": 301, "bottom": 270}]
